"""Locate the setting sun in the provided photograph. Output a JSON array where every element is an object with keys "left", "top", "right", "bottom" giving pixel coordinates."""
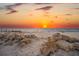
[
  {"left": 43, "top": 24, "right": 47, "bottom": 28},
  {"left": 0, "top": 3, "right": 79, "bottom": 28}
]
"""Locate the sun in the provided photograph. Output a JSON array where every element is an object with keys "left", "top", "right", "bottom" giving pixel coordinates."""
[{"left": 43, "top": 24, "right": 47, "bottom": 28}]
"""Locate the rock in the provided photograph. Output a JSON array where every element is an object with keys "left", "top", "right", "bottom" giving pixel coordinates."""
[
  {"left": 22, "top": 38, "right": 31, "bottom": 44},
  {"left": 56, "top": 40, "right": 73, "bottom": 52},
  {"left": 52, "top": 33, "right": 79, "bottom": 43},
  {"left": 70, "top": 38, "right": 79, "bottom": 42},
  {"left": 52, "top": 49, "right": 69, "bottom": 56},
  {"left": 40, "top": 38, "right": 58, "bottom": 56},
  {"left": 52, "top": 33, "right": 62, "bottom": 41},
  {"left": 73, "top": 43, "right": 79, "bottom": 51},
  {"left": 0, "top": 33, "right": 4, "bottom": 39},
  {"left": 18, "top": 38, "right": 31, "bottom": 47},
  {"left": 62, "top": 35, "right": 79, "bottom": 43},
  {"left": 0, "top": 32, "right": 32, "bottom": 46},
  {"left": 30, "top": 34, "right": 37, "bottom": 38},
  {"left": 25, "top": 34, "right": 37, "bottom": 39},
  {"left": 0, "top": 43, "right": 3, "bottom": 45}
]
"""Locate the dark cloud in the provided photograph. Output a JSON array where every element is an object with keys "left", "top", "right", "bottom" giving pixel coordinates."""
[
  {"left": 67, "top": 8, "right": 79, "bottom": 11},
  {"left": 0, "top": 7, "right": 4, "bottom": 10},
  {"left": 65, "top": 14, "right": 72, "bottom": 16},
  {"left": 73, "top": 8, "right": 79, "bottom": 10},
  {"left": 35, "top": 6, "right": 53, "bottom": 11},
  {"left": 34, "top": 3, "right": 62, "bottom": 5},
  {"left": 34, "top": 3, "right": 50, "bottom": 5},
  {"left": 6, "top": 3, "right": 24, "bottom": 9},
  {"left": 54, "top": 16, "right": 58, "bottom": 18},
  {"left": 5, "top": 3, "right": 24, "bottom": 14},
  {"left": 6, "top": 10, "right": 17, "bottom": 14}
]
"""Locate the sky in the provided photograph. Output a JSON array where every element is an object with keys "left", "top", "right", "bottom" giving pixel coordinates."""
[{"left": 0, "top": 3, "right": 79, "bottom": 28}]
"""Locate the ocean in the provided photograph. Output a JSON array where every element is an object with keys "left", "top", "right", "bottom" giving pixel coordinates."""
[{"left": 0, "top": 28, "right": 79, "bottom": 32}]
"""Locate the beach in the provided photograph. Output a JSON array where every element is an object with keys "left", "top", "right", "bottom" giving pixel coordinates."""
[{"left": 0, "top": 28, "right": 79, "bottom": 56}]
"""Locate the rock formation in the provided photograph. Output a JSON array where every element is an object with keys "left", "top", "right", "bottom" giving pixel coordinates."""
[
  {"left": 40, "top": 33, "right": 79, "bottom": 56},
  {"left": 0, "top": 32, "right": 37, "bottom": 47}
]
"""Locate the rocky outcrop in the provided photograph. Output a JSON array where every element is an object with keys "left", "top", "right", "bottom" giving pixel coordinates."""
[
  {"left": 40, "top": 33, "right": 79, "bottom": 56},
  {"left": 0, "top": 32, "right": 38, "bottom": 47},
  {"left": 56, "top": 40, "right": 73, "bottom": 52},
  {"left": 73, "top": 43, "right": 79, "bottom": 51},
  {"left": 40, "top": 38, "right": 58, "bottom": 56},
  {"left": 0, "top": 32, "right": 79, "bottom": 56}
]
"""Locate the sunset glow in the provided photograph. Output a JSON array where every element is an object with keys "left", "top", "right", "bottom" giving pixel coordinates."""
[
  {"left": 43, "top": 24, "right": 47, "bottom": 28},
  {"left": 0, "top": 3, "right": 79, "bottom": 28}
]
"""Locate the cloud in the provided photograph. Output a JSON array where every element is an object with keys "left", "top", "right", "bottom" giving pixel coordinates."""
[
  {"left": 54, "top": 16, "right": 58, "bottom": 18},
  {"left": 34, "top": 3, "right": 50, "bottom": 5},
  {"left": 6, "top": 3, "right": 24, "bottom": 9},
  {"left": 67, "top": 8, "right": 79, "bottom": 11},
  {"left": 6, "top": 10, "right": 17, "bottom": 14},
  {"left": 0, "top": 7, "right": 5, "bottom": 10},
  {"left": 35, "top": 6, "right": 53, "bottom": 11},
  {"left": 5, "top": 3, "right": 24, "bottom": 14},
  {"left": 72, "top": 8, "right": 79, "bottom": 10},
  {"left": 65, "top": 14, "right": 72, "bottom": 16}
]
